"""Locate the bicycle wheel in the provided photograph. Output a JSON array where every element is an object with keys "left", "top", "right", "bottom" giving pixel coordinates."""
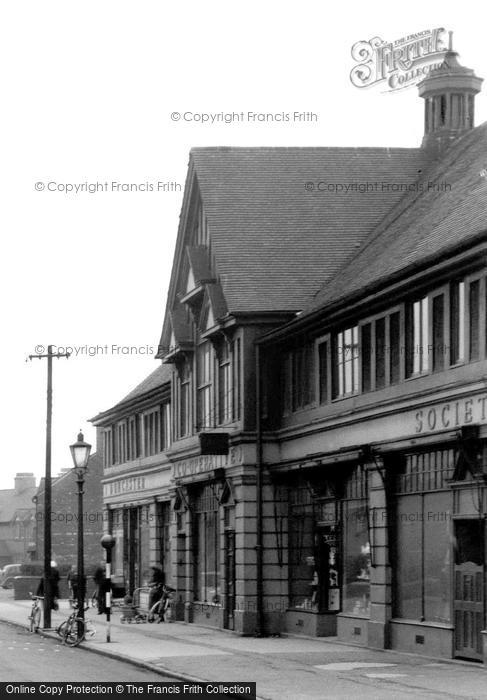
[
  {"left": 62, "top": 617, "right": 85, "bottom": 647},
  {"left": 30, "top": 607, "right": 41, "bottom": 633},
  {"left": 56, "top": 620, "right": 67, "bottom": 639}
]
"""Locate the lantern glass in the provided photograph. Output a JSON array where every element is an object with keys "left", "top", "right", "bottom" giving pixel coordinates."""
[{"left": 70, "top": 432, "right": 91, "bottom": 470}]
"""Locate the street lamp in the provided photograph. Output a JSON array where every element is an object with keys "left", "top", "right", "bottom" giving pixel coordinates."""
[{"left": 69, "top": 430, "right": 91, "bottom": 635}]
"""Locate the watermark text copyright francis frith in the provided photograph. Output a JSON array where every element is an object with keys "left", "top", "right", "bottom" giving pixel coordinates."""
[
  {"left": 30, "top": 344, "right": 165, "bottom": 357},
  {"left": 34, "top": 180, "right": 182, "bottom": 194}
]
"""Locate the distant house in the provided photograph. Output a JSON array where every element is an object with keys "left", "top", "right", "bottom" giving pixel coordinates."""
[
  {"left": 0, "top": 473, "right": 37, "bottom": 567},
  {"left": 34, "top": 452, "right": 104, "bottom": 572}
]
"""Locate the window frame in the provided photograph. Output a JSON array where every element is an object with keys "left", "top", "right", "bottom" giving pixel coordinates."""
[
  {"left": 358, "top": 304, "right": 403, "bottom": 393},
  {"left": 315, "top": 334, "right": 331, "bottom": 406},
  {"left": 332, "top": 325, "right": 360, "bottom": 400}
]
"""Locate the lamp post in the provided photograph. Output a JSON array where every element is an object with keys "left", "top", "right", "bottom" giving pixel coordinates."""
[
  {"left": 101, "top": 534, "right": 115, "bottom": 642},
  {"left": 69, "top": 430, "right": 91, "bottom": 636}
]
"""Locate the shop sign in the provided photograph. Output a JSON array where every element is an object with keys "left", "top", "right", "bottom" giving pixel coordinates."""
[
  {"left": 173, "top": 445, "right": 243, "bottom": 479},
  {"left": 104, "top": 476, "right": 146, "bottom": 497},
  {"left": 414, "top": 395, "right": 487, "bottom": 434}
]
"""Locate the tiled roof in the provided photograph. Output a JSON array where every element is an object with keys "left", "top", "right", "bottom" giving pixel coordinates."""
[
  {"left": 306, "top": 123, "right": 487, "bottom": 312},
  {"left": 91, "top": 364, "right": 172, "bottom": 423},
  {"left": 186, "top": 247, "right": 214, "bottom": 283},
  {"left": 111, "top": 364, "right": 172, "bottom": 407},
  {"left": 0, "top": 488, "right": 37, "bottom": 523},
  {"left": 206, "top": 282, "right": 228, "bottom": 321},
  {"left": 191, "top": 146, "right": 426, "bottom": 313}
]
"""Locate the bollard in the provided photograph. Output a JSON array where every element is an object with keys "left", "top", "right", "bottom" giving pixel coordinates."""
[{"left": 100, "top": 534, "right": 115, "bottom": 643}]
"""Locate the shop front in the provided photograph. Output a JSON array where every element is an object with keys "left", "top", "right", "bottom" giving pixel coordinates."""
[
  {"left": 103, "top": 466, "right": 173, "bottom": 594},
  {"left": 170, "top": 446, "right": 243, "bottom": 631},
  {"left": 268, "top": 391, "right": 487, "bottom": 661},
  {"left": 386, "top": 437, "right": 487, "bottom": 662},
  {"left": 271, "top": 458, "right": 371, "bottom": 639}
]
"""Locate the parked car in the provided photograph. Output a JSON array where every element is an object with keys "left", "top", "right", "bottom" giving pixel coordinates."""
[{"left": 0, "top": 564, "right": 22, "bottom": 589}]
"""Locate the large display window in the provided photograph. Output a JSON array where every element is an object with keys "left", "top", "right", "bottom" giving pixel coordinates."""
[
  {"left": 193, "top": 484, "right": 221, "bottom": 604},
  {"left": 393, "top": 449, "right": 454, "bottom": 624},
  {"left": 342, "top": 466, "right": 370, "bottom": 616}
]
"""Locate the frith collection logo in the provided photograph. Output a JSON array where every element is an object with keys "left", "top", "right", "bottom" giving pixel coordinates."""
[{"left": 350, "top": 28, "right": 450, "bottom": 91}]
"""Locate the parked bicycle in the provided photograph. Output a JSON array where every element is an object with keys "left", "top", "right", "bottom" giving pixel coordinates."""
[
  {"left": 27, "top": 593, "right": 43, "bottom": 633},
  {"left": 56, "top": 601, "right": 96, "bottom": 647},
  {"left": 148, "top": 584, "right": 175, "bottom": 623}
]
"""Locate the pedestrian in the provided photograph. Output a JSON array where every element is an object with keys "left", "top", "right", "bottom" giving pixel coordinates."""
[
  {"left": 67, "top": 565, "right": 85, "bottom": 606},
  {"left": 148, "top": 566, "right": 165, "bottom": 610},
  {"left": 93, "top": 562, "right": 107, "bottom": 614},
  {"left": 36, "top": 560, "right": 60, "bottom": 610}
]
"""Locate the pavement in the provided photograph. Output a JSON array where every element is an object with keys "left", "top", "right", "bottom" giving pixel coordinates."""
[{"left": 1, "top": 592, "right": 487, "bottom": 699}]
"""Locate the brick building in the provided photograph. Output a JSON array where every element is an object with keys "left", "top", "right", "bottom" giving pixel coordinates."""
[
  {"left": 0, "top": 473, "right": 37, "bottom": 567},
  {"left": 34, "top": 452, "right": 104, "bottom": 572}
]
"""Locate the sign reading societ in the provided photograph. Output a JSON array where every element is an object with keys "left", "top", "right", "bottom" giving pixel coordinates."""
[{"left": 415, "top": 395, "right": 487, "bottom": 434}]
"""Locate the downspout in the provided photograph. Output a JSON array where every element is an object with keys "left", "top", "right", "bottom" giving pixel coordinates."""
[{"left": 255, "top": 342, "right": 264, "bottom": 636}]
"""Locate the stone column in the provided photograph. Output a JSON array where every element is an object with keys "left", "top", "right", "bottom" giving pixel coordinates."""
[{"left": 367, "top": 459, "right": 392, "bottom": 649}]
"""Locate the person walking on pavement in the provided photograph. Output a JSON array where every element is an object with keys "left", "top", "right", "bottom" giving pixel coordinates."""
[
  {"left": 36, "top": 560, "right": 60, "bottom": 610},
  {"left": 93, "top": 562, "right": 107, "bottom": 614}
]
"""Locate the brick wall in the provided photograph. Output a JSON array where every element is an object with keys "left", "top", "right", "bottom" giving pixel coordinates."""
[{"left": 35, "top": 452, "right": 105, "bottom": 573}]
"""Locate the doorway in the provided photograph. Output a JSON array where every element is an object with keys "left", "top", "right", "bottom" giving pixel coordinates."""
[{"left": 454, "top": 520, "right": 485, "bottom": 661}]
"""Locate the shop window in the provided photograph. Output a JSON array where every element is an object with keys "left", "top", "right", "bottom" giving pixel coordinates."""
[
  {"left": 393, "top": 450, "right": 454, "bottom": 624},
  {"left": 197, "top": 341, "right": 213, "bottom": 429},
  {"left": 288, "top": 482, "right": 339, "bottom": 612},
  {"left": 139, "top": 505, "right": 151, "bottom": 587},
  {"left": 342, "top": 466, "right": 370, "bottom": 617},
  {"left": 333, "top": 326, "right": 359, "bottom": 398},
  {"left": 193, "top": 484, "right": 221, "bottom": 603},
  {"left": 157, "top": 502, "right": 172, "bottom": 585},
  {"left": 289, "top": 486, "right": 317, "bottom": 610}
]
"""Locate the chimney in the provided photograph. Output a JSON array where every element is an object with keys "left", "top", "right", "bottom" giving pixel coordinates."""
[
  {"left": 15, "top": 472, "right": 36, "bottom": 492},
  {"left": 418, "top": 37, "right": 483, "bottom": 156}
]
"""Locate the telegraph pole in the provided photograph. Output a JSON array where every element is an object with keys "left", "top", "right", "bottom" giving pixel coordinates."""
[{"left": 28, "top": 345, "right": 70, "bottom": 628}]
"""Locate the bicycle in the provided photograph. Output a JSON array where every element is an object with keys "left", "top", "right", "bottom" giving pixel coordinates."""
[
  {"left": 27, "top": 593, "right": 43, "bottom": 633},
  {"left": 56, "top": 601, "right": 96, "bottom": 647},
  {"left": 147, "top": 585, "right": 175, "bottom": 623}
]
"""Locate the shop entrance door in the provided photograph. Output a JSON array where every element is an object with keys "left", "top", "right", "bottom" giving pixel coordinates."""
[
  {"left": 454, "top": 520, "right": 485, "bottom": 661},
  {"left": 224, "top": 530, "right": 236, "bottom": 630}
]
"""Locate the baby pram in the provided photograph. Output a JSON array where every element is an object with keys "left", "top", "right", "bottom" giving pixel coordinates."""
[{"left": 120, "top": 586, "right": 151, "bottom": 623}]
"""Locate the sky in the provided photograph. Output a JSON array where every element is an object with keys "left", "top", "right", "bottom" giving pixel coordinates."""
[{"left": 1, "top": 1, "right": 485, "bottom": 489}]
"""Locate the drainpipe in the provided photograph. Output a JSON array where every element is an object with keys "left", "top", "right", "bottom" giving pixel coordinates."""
[{"left": 255, "top": 343, "right": 264, "bottom": 636}]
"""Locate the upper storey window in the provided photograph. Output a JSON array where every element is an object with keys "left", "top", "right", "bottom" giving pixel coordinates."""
[
  {"left": 281, "top": 269, "right": 486, "bottom": 416},
  {"left": 332, "top": 326, "right": 359, "bottom": 398},
  {"left": 193, "top": 205, "right": 209, "bottom": 247}
]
